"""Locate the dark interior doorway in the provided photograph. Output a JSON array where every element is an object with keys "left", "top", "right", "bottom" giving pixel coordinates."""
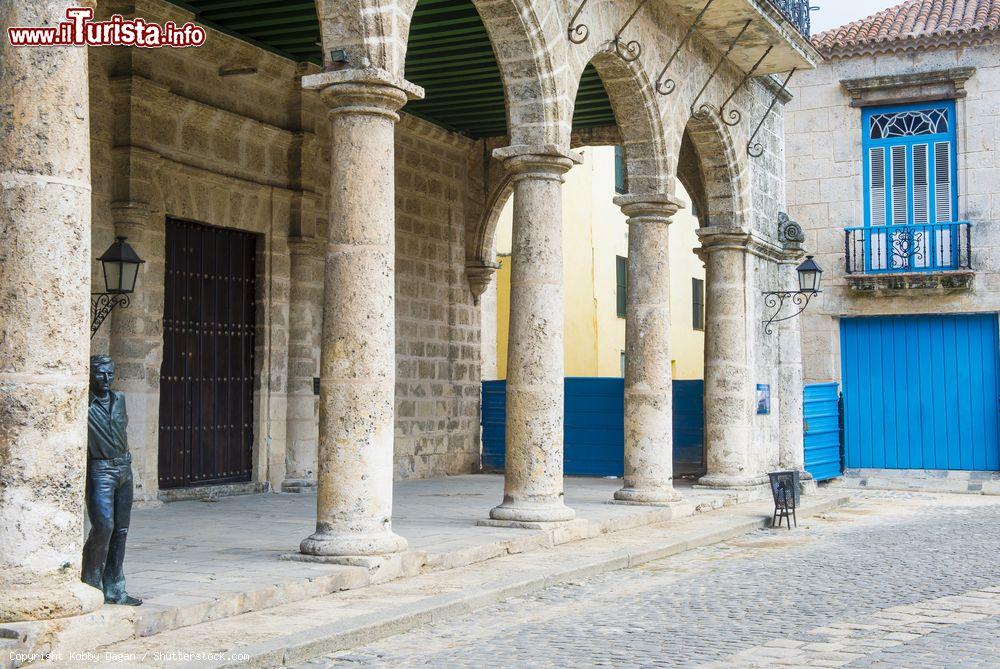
[{"left": 158, "top": 218, "right": 257, "bottom": 489}]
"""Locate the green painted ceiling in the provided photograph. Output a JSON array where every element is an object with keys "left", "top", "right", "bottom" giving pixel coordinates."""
[{"left": 167, "top": 0, "right": 615, "bottom": 137}]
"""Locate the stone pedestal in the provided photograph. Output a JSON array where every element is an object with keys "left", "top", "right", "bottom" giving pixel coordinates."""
[
  {"left": 613, "top": 195, "right": 684, "bottom": 505},
  {"left": 283, "top": 237, "right": 320, "bottom": 493},
  {"left": 488, "top": 146, "right": 580, "bottom": 524},
  {"left": 298, "top": 70, "right": 422, "bottom": 557},
  {"left": 697, "top": 229, "right": 764, "bottom": 489},
  {"left": 0, "top": 0, "right": 104, "bottom": 622}
]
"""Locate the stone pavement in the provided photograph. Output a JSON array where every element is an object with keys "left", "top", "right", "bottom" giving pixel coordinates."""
[
  {"left": 18, "top": 487, "right": 847, "bottom": 668},
  {"left": 3, "top": 474, "right": 767, "bottom": 666},
  {"left": 297, "top": 491, "right": 1000, "bottom": 669},
  {"left": 123, "top": 475, "right": 746, "bottom": 607}
]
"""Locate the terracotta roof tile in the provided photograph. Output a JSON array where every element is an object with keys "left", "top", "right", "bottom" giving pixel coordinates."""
[{"left": 812, "top": 0, "right": 1000, "bottom": 53}]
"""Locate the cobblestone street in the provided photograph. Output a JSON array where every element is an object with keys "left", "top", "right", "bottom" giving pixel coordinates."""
[{"left": 296, "top": 492, "right": 1000, "bottom": 668}]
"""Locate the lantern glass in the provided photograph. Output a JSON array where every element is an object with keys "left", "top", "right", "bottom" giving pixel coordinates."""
[
  {"left": 796, "top": 255, "right": 823, "bottom": 293},
  {"left": 104, "top": 261, "right": 123, "bottom": 293},
  {"left": 121, "top": 261, "right": 140, "bottom": 293},
  {"left": 98, "top": 236, "right": 145, "bottom": 294}
]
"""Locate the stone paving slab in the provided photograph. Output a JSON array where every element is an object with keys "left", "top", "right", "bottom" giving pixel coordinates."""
[
  {"left": 2, "top": 475, "right": 766, "bottom": 666},
  {"left": 25, "top": 490, "right": 848, "bottom": 669}
]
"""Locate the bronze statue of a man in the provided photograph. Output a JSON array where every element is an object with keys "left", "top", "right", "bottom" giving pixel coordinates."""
[{"left": 82, "top": 354, "right": 142, "bottom": 606}]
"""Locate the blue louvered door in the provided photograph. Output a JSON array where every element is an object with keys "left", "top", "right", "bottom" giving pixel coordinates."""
[{"left": 841, "top": 314, "right": 1000, "bottom": 471}]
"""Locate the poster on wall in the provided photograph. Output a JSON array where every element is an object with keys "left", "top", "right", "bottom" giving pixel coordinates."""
[{"left": 756, "top": 383, "right": 771, "bottom": 415}]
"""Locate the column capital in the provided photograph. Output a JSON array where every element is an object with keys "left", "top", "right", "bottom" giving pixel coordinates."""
[
  {"left": 492, "top": 144, "right": 583, "bottom": 180},
  {"left": 697, "top": 226, "right": 752, "bottom": 252},
  {"left": 303, "top": 67, "right": 424, "bottom": 119},
  {"left": 613, "top": 193, "right": 684, "bottom": 222}
]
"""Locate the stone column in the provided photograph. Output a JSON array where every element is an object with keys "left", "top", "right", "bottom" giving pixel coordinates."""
[
  {"left": 298, "top": 70, "right": 422, "bottom": 557},
  {"left": 613, "top": 194, "right": 684, "bottom": 505},
  {"left": 283, "top": 236, "right": 320, "bottom": 492},
  {"left": 697, "top": 228, "right": 763, "bottom": 488},
  {"left": 0, "top": 1, "right": 104, "bottom": 622},
  {"left": 488, "top": 146, "right": 580, "bottom": 524},
  {"left": 777, "top": 254, "right": 809, "bottom": 480}
]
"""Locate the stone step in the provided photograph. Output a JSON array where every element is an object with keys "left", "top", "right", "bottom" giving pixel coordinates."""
[{"left": 40, "top": 492, "right": 850, "bottom": 669}]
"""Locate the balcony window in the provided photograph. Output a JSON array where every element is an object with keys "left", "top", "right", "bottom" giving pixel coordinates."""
[{"left": 848, "top": 101, "right": 968, "bottom": 274}]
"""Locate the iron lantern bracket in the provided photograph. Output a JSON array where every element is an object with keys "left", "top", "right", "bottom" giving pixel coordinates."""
[
  {"left": 91, "top": 292, "right": 132, "bottom": 339},
  {"left": 761, "top": 289, "right": 818, "bottom": 336}
]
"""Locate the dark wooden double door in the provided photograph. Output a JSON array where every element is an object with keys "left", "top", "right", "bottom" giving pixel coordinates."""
[{"left": 158, "top": 219, "right": 257, "bottom": 489}]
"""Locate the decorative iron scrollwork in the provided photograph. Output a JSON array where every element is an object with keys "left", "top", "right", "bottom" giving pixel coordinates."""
[
  {"left": 716, "top": 45, "right": 772, "bottom": 127},
  {"left": 612, "top": 0, "right": 650, "bottom": 62},
  {"left": 890, "top": 227, "right": 926, "bottom": 268},
  {"left": 747, "top": 68, "right": 796, "bottom": 158},
  {"left": 690, "top": 20, "right": 752, "bottom": 119},
  {"left": 568, "top": 0, "right": 591, "bottom": 44},
  {"left": 91, "top": 293, "right": 131, "bottom": 339},
  {"left": 656, "top": 0, "right": 715, "bottom": 96},
  {"left": 761, "top": 290, "right": 816, "bottom": 336}
]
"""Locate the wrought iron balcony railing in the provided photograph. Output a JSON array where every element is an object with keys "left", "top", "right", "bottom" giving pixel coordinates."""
[
  {"left": 845, "top": 222, "right": 972, "bottom": 275},
  {"left": 769, "top": 0, "right": 813, "bottom": 38}
]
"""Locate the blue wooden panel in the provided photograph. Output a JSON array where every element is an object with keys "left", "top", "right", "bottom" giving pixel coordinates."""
[
  {"left": 480, "top": 380, "right": 507, "bottom": 472},
  {"left": 480, "top": 378, "right": 706, "bottom": 477},
  {"left": 564, "top": 377, "right": 625, "bottom": 476},
  {"left": 673, "top": 380, "right": 705, "bottom": 471},
  {"left": 841, "top": 314, "right": 1000, "bottom": 471},
  {"left": 804, "top": 382, "right": 842, "bottom": 481}
]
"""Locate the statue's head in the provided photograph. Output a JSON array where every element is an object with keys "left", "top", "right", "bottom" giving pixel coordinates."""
[{"left": 90, "top": 354, "right": 115, "bottom": 395}]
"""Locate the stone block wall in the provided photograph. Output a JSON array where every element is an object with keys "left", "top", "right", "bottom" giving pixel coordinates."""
[
  {"left": 394, "top": 116, "right": 483, "bottom": 478},
  {"left": 87, "top": 0, "right": 485, "bottom": 498},
  {"left": 787, "top": 42, "right": 1000, "bottom": 383}
]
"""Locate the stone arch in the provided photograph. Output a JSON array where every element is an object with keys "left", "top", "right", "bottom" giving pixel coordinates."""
[
  {"left": 680, "top": 111, "right": 748, "bottom": 230},
  {"left": 314, "top": 1, "right": 564, "bottom": 145},
  {"left": 574, "top": 48, "right": 672, "bottom": 196}
]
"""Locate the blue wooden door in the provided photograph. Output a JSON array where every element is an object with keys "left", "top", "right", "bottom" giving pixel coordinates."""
[
  {"left": 841, "top": 314, "right": 1000, "bottom": 471},
  {"left": 804, "top": 382, "right": 842, "bottom": 481}
]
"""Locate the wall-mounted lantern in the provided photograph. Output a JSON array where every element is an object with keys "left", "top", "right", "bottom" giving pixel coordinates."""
[
  {"left": 762, "top": 255, "right": 823, "bottom": 335},
  {"left": 91, "top": 236, "right": 145, "bottom": 339}
]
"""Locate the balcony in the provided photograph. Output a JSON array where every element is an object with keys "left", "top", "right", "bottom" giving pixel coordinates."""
[
  {"left": 769, "top": 0, "right": 813, "bottom": 38},
  {"left": 844, "top": 222, "right": 974, "bottom": 294}
]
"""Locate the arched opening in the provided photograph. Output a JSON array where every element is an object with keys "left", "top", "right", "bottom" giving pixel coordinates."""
[{"left": 679, "top": 113, "right": 746, "bottom": 230}]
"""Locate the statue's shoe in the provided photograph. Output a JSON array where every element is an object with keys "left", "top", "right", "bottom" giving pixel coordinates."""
[{"left": 107, "top": 594, "right": 143, "bottom": 606}]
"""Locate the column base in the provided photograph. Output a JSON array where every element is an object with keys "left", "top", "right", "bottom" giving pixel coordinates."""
[
  {"left": 697, "top": 472, "right": 770, "bottom": 489},
  {"left": 613, "top": 486, "right": 682, "bottom": 505},
  {"left": 489, "top": 499, "right": 575, "bottom": 524},
  {"left": 0, "top": 575, "right": 104, "bottom": 624},
  {"left": 281, "top": 478, "right": 317, "bottom": 493},
  {"left": 299, "top": 528, "right": 408, "bottom": 558}
]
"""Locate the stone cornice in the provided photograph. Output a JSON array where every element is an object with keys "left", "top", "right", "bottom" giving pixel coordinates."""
[
  {"left": 697, "top": 226, "right": 786, "bottom": 262},
  {"left": 817, "top": 29, "right": 1000, "bottom": 62},
  {"left": 840, "top": 67, "right": 976, "bottom": 108}
]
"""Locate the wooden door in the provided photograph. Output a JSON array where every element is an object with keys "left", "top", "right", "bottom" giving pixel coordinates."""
[{"left": 159, "top": 219, "right": 257, "bottom": 489}]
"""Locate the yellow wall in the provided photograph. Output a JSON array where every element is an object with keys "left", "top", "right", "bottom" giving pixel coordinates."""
[{"left": 493, "top": 146, "right": 704, "bottom": 380}]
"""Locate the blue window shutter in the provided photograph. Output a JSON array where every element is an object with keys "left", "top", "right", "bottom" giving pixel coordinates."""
[{"left": 862, "top": 101, "right": 958, "bottom": 230}]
